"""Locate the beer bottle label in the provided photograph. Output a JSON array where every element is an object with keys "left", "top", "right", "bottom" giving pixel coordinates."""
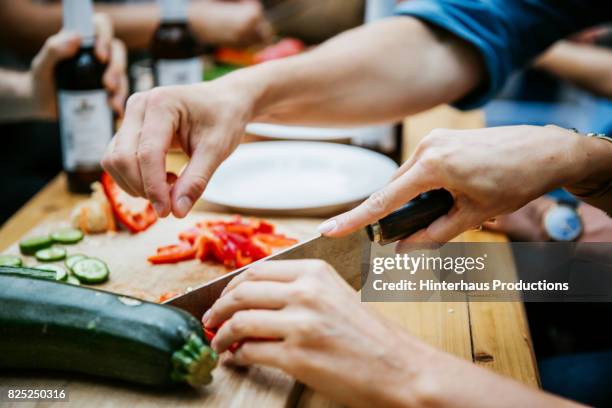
[
  {"left": 58, "top": 89, "right": 113, "bottom": 171},
  {"left": 156, "top": 58, "right": 203, "bottom": 86}
]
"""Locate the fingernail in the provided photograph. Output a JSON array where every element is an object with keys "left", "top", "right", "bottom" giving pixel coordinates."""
[
  {"left": 176, "top": 196, "right": 192, "bottom": 216},
  {"left": 152, "top": 202, "right": 165, "bottom": 217},
  {"left": 202, "top": 309, "right": 211, "bottom": 325},
  {"left": 317, "top": 219, "right": 337, "bottom": 235}
]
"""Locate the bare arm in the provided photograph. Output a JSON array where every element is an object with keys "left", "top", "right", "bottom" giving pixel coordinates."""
[
  {"left": 249, "top": 17, "right": 485, "bottom": 126},
  {"left": 103, "top": 16, "right": 486, "bottom": 217},
  {"left": 535, "top": 41, "right": 612, "bottom": 98},
  {"left": 0, "top": 0, "right": 270, "bottom": 54}
]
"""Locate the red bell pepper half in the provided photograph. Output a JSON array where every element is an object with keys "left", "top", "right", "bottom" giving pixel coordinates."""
[{"left": 101, "top": 172, "right": 157, "bottom": 233}]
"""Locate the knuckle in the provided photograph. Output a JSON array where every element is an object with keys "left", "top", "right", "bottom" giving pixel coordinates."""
[
  {"left": 229, "top": 311, "right": 250, "bottom": 336},
  {"left": 418, "top": 151, "right": 440, "bottom": 173},
  {"left": 290, "top": 284, "right": 317, "bottom": 308},
  {"left": 366, "top": 189, "right": 390, "bottom": 215},
  {"left": 293, "top": 316, "right": 318, "bottom": 340},
  {"left": 126, "top": 92, "right": 145, "bottom": 109},
  {"left": 184, "top": 174, "right": 208, "bottom": 198},
  {"left": 147, "top": 87, "right": 167, "bottom": 107},
  {"left": 136, "top": 143, "right": 157, "bottom": 164},
  {"left": 242, "top": 267, "right": 260, "bottom": 281},
  {"left": 230, "top": 284, "right": 250, "bottom": 303}
]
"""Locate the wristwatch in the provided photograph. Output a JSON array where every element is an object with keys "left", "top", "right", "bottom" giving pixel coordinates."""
[{"left": 542, "top": 196, "right": 583, "bottom": 242}]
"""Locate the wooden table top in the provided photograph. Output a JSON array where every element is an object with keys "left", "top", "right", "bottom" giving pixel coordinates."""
[{"left": 0, "top": 105, "right": 539, "bottom": 407}]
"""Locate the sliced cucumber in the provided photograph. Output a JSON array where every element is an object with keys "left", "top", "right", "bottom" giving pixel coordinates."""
[
  {"left": 19, "top": 235, "right": 53, "bottom": 256},
  {"left": 66, "top": 275, "right": 81, "bottom": 285},
  {"left": 51, "top": 228, "right": 84, "bottom": 245},
  {"left": 33, "top": 264, "right": 68, "bottom": 281},
  {"left": 65, "top": 254, "right": 88, "bottom": 270},
  {"left": 0, "top": 254, "right": 22, "bottom": 267},
  {"left": 71, "top": 258, "right": 109, "bottom": 284},
  {"left": 35, "top": 247, "right": 67, "bottom": 263}
]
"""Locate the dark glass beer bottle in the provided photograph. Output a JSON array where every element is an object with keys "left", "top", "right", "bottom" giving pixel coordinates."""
[
  {"left": 152, "top": 0, "right": 203, "bottom": 86},
  {"left": 55, "top": 0, "right": 114, "bottom": 193}
]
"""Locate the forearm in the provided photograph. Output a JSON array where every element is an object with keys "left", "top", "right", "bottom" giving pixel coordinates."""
[
  {"left": 535, "top": 41, "right": 612, "bottom": 98},
  {"left": 0, "top": 0, "right": 157, "bottom": 53},
  {"left": 0, "top": 68, "right": 37, "bottom": 122},
  {"left": 388, "top": 334, "right": 581, "bottom": 408},
  {"left": 223, "top": 17, "right": 484, "bottom": 126}
]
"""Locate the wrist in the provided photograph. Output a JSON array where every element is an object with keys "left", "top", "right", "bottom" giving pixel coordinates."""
[
  {"left": 220, "top": 60, "right": 291, "bottom": 124},
  {"left": 376, "top": 333, "right": 447, "bottom": 408},
  {"left": 566, "top": 130, "right": 612, "bottom": 196}
]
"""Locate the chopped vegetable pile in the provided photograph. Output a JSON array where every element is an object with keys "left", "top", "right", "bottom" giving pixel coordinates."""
[{"left": 149, "top": 216, "right": 298, "bottom": 268}]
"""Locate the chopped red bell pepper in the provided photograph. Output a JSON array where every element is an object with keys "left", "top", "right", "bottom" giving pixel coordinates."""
[
  {"left": 251, "top": 233, "right": 298, "bottom": 254},
  {"left": 158, "top": 290, "right": 181, "bottom": 303},
  {"left": 101, "top": 172, "right": 157, "bottom": 233},
  {"left": 203, "top": 323, "right": 274, "bottom": 353},
  {"left": 150, "top": 216, "right": 297, "bottom": 268},
  {"left": 148, "top": 244, "right": 196, "bottom": 264}
]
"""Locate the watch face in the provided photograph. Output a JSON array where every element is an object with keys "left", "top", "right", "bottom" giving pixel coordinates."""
[{"left": 543, "top": 205, "right": 583, "bottom": 241}]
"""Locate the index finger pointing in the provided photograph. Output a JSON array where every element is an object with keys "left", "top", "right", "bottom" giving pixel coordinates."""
[
  {"left": 137, "top": 90, "right": 176, "bottom": 217},
  {"left": 319, "top": 164, "right": 433, "bottom": 237}
]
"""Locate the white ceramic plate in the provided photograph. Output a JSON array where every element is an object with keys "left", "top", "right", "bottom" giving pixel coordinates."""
[
  {"left": 245, "top": 123, "right": 361, "bottom": 141},
  {"left": 203, "top": 141, "right": 398, "bottom": 215}
]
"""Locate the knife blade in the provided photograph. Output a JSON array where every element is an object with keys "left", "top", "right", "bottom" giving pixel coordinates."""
[{"left": 165, "top": 188, "right": 454, "bottom": 318}]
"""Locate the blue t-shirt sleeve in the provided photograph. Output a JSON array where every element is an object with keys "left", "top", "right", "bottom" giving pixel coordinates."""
[{"left": 395, "top": 0, "right": 608, "bottom": 110}]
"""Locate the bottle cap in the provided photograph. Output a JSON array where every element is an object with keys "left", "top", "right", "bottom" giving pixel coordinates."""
[
  {"left": 62, "top": 0, "right": 95, "bottom": 46},
  {"left": 158, "top": 0, "right": 189, "bottom": 22}
]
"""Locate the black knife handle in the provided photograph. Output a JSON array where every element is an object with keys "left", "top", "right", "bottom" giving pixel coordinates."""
[{"left": 366, "top": 189, "right": 454, "bottom": 245}]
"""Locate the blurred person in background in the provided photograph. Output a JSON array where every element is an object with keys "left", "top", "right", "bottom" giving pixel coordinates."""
[
  {"left": 103, "top": 0, "right": 612, "bottom": 405},
  {"left": 0, "top": 15, "right": 126, "bottom": 223},
  {"left": 0, "top": 0, "right": 272, "bottom": 55},
  {"left": 482, "top": 24, "right": 612, "bottom": 405}
]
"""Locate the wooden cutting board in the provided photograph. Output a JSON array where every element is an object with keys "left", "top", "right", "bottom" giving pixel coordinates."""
[{"left": 1, "top": 211, "right": 320, "bottom": 407}]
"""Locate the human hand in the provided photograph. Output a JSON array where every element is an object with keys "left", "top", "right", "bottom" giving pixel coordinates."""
[
  {"left": 318, "top": 125, "right": 594, "bottom": 244},
  {"left": 31, "top": 13, "right": 128, "bottom": 119},
  {"left": 203, "top": 259, "right": 436, "bottom": 407},
  {"left": 190, "top": 0, "right": 273, "bottom": 47},
  {"left": 102, "top": 75, "right": 257, "bottom": 218},
  {"left": 486, "top": 197, "right": 612, "bottom": 242}
]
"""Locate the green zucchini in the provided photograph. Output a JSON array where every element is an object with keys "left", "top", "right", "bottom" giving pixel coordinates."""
[
  {"left": 0, "top": 254, "right": 22, "bottom": 267},
  {"left": 0, "top": 265, "right": 57, "bottom": 280},
  {"left": 33, "top": 264, "right": 68, "bottom": 281},
  {"left": 0, "top": 273, "right": 218, "bottom": 387}
]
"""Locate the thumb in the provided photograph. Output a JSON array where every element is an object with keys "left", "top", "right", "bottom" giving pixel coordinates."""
[{"left": 171, "top": 142, "right": 222, "bottom": 218}]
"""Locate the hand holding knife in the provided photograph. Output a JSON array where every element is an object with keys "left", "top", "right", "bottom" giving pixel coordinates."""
[{"left": 165, "top": 189, "right": 454, "bottom": 318}]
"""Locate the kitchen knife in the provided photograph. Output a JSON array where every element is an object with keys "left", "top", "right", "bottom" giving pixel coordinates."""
[{"left": 165, "top": 189, "right": 454, "bottom": 318}]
